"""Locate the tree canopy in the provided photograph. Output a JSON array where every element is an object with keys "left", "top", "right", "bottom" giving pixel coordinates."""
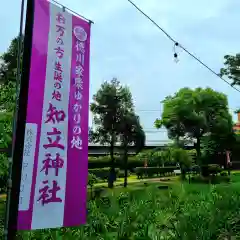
[
  {"left": 220, "top": 54, "right": 240, "bottom": 86},
  {"left": 0, "top": 36, "right": 20, "bottom": 84},
  {"left": 118, "top": 111, "right": 145, "bottom": 152},
  {"left": 0, "top": 37, "right": 20, "bottom": 149},
  {"left": 155, "top": 87, "right": 234, "bottom": 163},
  {"left": 118, "top": 111, "right": 145, "bottom": 186},
  {"left": 90, "top": 78, "right": 134, "bottom": 145},
  {"left": 90, "top": 78, "right": 145, "bottom": 187}
]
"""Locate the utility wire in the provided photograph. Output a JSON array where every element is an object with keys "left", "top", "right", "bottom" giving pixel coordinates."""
[
  {"left": 127, "top": 0, "right": 240, "bottom": 93},
  {"left": 135, "top": 108, "right": 238, "bottom": 112}
]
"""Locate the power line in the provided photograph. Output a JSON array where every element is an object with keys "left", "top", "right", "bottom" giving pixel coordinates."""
[
  {"left": 136, "top": 108, "right": 238, "bottom": 112},
  {"left": 127, "top": 0, "right": 240, "bottom": 94}
]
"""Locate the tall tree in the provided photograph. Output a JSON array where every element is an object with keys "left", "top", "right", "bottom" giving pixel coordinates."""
[
  {"left": 0, "top": 36, "right": 20, "bottom": 84},
  {"left": 220, "top": 54, "right": 240, "bottom": 86},
  {"left": 0, "top": 36, "right": 20, "bottom": 191},
  {"left": 0, "top": 37, "right": 20, "bottom": 112},
  {"left": 154, "top": 87, "right": 233, "bottom": 166},
  {"left": 90, "top": 78, "right": 134, "bottom": 188},
  {"left": 172, "top": 147, "right": 193, "bottom": 180},
  {"left": 155, "top": 93, "right": 187, "bottom": 146},
  {"left": 0, "top": 37, "right": 21, "bottom": 150},
  {"left": 118, "top": 111, "right": 145, "bottom": 187}
]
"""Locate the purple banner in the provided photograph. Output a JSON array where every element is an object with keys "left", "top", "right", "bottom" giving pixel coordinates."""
[{"left": 18, "top": 0, "right": 90, "bottom": 230}]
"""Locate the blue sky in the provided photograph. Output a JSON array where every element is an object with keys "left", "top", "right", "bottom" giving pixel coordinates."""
[{"left": 1, "top": 0, "right": 240, "bottom": 144}]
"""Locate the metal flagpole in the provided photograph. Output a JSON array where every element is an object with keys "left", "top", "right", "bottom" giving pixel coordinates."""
[
  {"left": 4, "top": 0, "right": 34, "bottom": 239},
  {"left": 3, "top": 0, "right": 25, "bottom": 238}
]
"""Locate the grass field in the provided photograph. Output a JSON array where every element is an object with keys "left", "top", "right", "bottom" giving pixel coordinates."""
[{"left": 1, "top": 174, "right": 240, "bottom": 239}]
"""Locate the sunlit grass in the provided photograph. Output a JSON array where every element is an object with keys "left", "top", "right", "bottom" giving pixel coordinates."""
[
  {"left": 1, "top": 173, "right": 240, "bottom": 239},
  {"left": 10, "top": 179, "right": 240, "bottom": 239},
  {"left": 93, "top": 174, "right": 178, "bottom": 188}
]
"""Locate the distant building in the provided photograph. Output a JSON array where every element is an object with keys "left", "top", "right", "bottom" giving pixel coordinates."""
[
  {"left": 233, "top": 112, "right": 240, "bottom": 135},
  {"left": 88, "top": 140, "right": 194, "bottom": 156},
  {"left": 88, "top": 141, "right": 170, "bottom": 156}
]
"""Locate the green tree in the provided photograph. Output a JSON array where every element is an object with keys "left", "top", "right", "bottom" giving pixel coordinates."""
[
  {"left": 0, "top": 36, "right": 21, "bottom": 84},
  {"left": 90, "top": 78, "right": 134, "bottom": 188},
  {"left": 0, "top": 112, "right": 13, "bottom": 148},
  {"left": 162, "top": 146, "right": 176, "bottom": 165},
  {"left": 172, "top": 147, "right": 192, "bottom": 180},
  {"left": 0, "top": 82, "right": 16, "bottom": 148},
  {"left": 118, "top": 111, "right": 145, "bottom": 187},
  {"left": 0, "top": 36, "right": 22, "bottom": 114},
  {"left": 152, "top": 151, "right": 165, "bottom": 167},
  {"left": 220, "top": 54, "right": 240, "bottom": 86},
  {"left": 155, "top": 87, "right": 233, "bottom": 167},
  {"left": 0, "top": 36, "right": 20, "bottom": 190},
  {"left": 0, "top": 37, "right": 20, "bottom": 149},
  {"left": 154, "top": 94, "right": 187, "bottom": 146},
  {"left": 0, "top": 81, "right": 17, "bottom": 112}
]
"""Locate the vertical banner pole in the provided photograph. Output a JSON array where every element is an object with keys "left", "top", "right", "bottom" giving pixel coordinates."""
[
  {"left": 3, "top": 0, "right": 25, "bottom": 238},
  {"left": 5, "top": 0, "right": 34, "bottom": 239}
]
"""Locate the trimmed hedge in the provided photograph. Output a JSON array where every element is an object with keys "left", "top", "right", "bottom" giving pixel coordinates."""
[
  {"left": 201, "top": 164, "right": 223, "bottom": 177},
  {"left": 88, "top": 156, "right": 143, "bottom": 170},
  {"left": 191, "top": 175, "right": 230, "bottom": 184},
  {"left": 135, "top": 167, "right": 177, "bottom": 179},
  {"left": 118, "top": 170, "right": 130, "bottom": 178},
  {"left": 186, "top": 165, "right": 201, "bottom": 174},
  {"left": 88, "top": 156, "right": 111, "bottom": 169},
  {"left": 88, "top": 168, "right": 120, "bottom": 181}
]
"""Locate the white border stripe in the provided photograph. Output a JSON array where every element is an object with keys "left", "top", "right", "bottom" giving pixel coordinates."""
[{"left": 31, "top": 3, "right": 72, "bottom": 229}]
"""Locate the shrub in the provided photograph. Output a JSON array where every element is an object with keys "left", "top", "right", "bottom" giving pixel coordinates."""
[
  {"left": 117, "top": 170, "right": 130, "bottom": 178},
  {"left": 201, "top": 164, "right": 222, "bottom": 177},
  {"left": 189, "top": 165, "right": 201, "bottom": 174},
  {"left": 191, "top": 175, "right": 230, "bottom": 184},
  {"left": 135, "top": 167, "right": 176, "bottom": 179},
  {"left": 88, "top": 168, "right": 120, "bottom": 181},
  {"left": 0, "top": 153, "right": 8, "bottom": 193},
  {"left": 88, "top": 155, "right": 143, "bottom": 170},
  {"left": 88, "top": 156, "right": 112, "bottom": 169},
  {"left": 125, "top": 156, "right": 143, "bottom": 171},
  {"left": 220, "top": 172, "right": 228, "bottom": 176},
  {"left": 172, "top": 148, "right": 193, "bottom": 169},
  {"left": 88, "top": 173, "right": 99, "bottom": 188}
]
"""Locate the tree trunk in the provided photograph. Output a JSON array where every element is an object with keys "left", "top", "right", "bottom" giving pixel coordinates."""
[
  {"left": 180, "top": 165, "right": 186, "bottom": 181},
  {"left": 176, "top": 135, "right": 180, "bottom": 147},
  {"left": 123, "top": 143, "right": 128, "bottom": 188},
  {"left": 196, "top": 137, "right": 201, "bottom": 164},
  {"left": 196, "top": 137, "right": 204, "bottom": 176},
  {"left": 108, "top": 137, "right": 115, "bottom": 188}
]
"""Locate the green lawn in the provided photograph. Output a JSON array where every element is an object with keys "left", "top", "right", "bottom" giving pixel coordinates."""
[
  {"left": 1, "top": 175, "right": 240, "bottom": 239},
  {"left": 93, "top": 175, "right": 178, "bottom": 188}
]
